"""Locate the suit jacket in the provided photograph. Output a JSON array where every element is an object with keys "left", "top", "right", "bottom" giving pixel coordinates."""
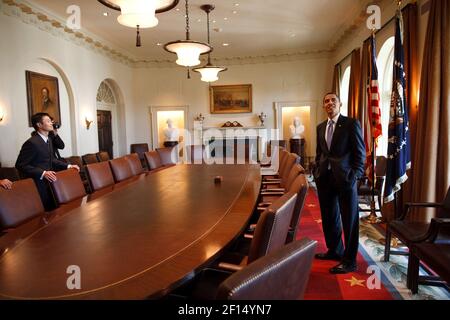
[
  {"left": 15, "top": 134, "right": 68, "bottom": 180},
  {"left": 314, "top": 115, "right": 365, "bottom": 188}
]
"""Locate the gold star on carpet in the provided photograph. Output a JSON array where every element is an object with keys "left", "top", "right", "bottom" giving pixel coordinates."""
[
  {"left": 344, "top": 276, "right": 366, "bottom": 287},
  {"left": 315, "top": 219, "right": 322, "bottom": 224},
  {"left": 307, "top": 204, "right": 316, "bottom": 208}
]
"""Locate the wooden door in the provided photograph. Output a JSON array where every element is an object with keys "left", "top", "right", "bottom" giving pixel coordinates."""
[{"left": 97, "top": 110, "right": 113, "bottom": 158}]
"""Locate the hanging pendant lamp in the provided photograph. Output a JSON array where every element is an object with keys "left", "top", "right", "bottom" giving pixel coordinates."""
[
  {"left": 98, "top": 0, "right": 179, "bottom": 47},
  {"left": 193, "top": 4, "right": 227, "bottom": 82},
  {"left": 164, "top": 0, "right": 212, "bottom": 67}
]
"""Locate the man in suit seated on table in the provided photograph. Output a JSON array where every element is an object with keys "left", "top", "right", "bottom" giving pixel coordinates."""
[{"left": 15, "top": 113, "right": 79, "bottom": 210}]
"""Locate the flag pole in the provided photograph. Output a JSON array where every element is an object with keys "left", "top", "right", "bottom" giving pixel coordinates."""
[{"left": 365, "top": 29, "right": 381, "bottom": 224}]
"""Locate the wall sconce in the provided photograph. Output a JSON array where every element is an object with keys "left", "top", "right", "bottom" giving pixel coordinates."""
[
  {"left": 85, "top": 117, "right": 93, "bottom": 130},
  {"left": 0, "top": 109, "right": 4, "bottom": 122}
]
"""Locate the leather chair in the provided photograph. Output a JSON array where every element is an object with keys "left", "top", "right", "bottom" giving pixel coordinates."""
[
  {"left": 408, "top": 218, "right": 450, "bottom": 294},
  {"left": 258, "top": 173, "right": 309, "bottom": 243},
  {"left": 0, "top": 167, "right": 21, "bottom": 181},
  {"left": 130, "top": 143, "right": 149, "bottom": 169},
  {"left": 0, "top": 178, "right": 44, "bottom": 231},
  {"left": 65, "top": 156, "right": 91, "bottom": 193},
  {"left": 262, "top": 163, "right": 304, "bottom": 192},
  {"left": 125, "top": 153, "right": 145, "bottom": 176},
  {"left": 82, "top": 153, "right": 99, "bottom": 165},
  {"left": 156, "top": 147, "right": 178, "bottom": 166},
  {"left": 218, "top": 192, "right": 297, "bottom": 271},
  {"left": 144, "top": 151, "right": 164, "bottom": 171},
  {"left": 187, "top": 145, "right": 205, "bottom": 164},
  {"left": 96, "top": 151, "right": 110, "bottom": 162},
  {"left": 109, "top": 157, "right": 133, "bottom": 183},
  {"left": 175, "top": 238, "right": 317, "bottom": 300},
  {"left": 384, "top": 186, "right": 450, "bottom": 288},
  {"left": 50, "top": 169, "right": 86, "bottom": 205},
  {"left": 86, "top": 161, "right": 115, "bottom": 192},
  {"left": 216, "top": 238, "right": 317, "bottom": 300},
  {"left": 358, "top": 156, "right": 387, "bottom": 213}
]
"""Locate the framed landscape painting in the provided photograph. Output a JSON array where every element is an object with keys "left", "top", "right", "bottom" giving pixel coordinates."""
[
  {"left": 26, "top": 70, "right": 61, "bottom": 127},
  {"left": 210, "top": 84, "right": 252, "bottom": 114}
]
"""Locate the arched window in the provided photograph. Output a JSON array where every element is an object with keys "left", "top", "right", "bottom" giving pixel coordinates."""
[
  {"left": 376, "top": 37, "right": 395, "bottom": 157},
  {"left": 340, "top": 66, "right": 351, "bottom": 117}
]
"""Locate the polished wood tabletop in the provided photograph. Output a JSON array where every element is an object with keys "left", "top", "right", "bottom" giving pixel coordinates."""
[{"left": 0, "top": 164, "right": 261, "bottom": 299}]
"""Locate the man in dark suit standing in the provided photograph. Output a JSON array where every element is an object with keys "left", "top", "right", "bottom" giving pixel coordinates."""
[
  {"left": 16, "top": 113, "right": 79, "bottom": 210},
  {"left": 313, "top": 93, "right": 365, "bottom": 274}
]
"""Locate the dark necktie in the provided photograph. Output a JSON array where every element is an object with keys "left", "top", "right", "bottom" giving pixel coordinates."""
[{"left": 326, "top": 120, "right": 334, "bottom": 150}]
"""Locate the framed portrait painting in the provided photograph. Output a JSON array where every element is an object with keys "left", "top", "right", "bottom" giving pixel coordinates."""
[
  {"left": 26, "top": 71, "right": 61, "bottom": 127},
  {"left": 210, "top": 84, "right": 252, "bottom": 114}
]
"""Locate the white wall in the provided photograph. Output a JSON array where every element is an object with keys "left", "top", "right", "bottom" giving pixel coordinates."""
[
  {"left": 133, "top": 58, "right": 332, "bottom": 156},
  {"left": 0, "top": 11, "right": 135, "bottom": 166}
]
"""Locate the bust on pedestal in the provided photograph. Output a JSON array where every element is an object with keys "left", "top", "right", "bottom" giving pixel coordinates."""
[
  {"left": 163, "top": 118, "right": 179, "bottom": 148},
  {"left": 289, "top": 117, "right": 306, "bottom": 166}
]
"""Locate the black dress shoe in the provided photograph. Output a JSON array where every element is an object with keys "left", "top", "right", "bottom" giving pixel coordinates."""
[
  {"left": 314, "top": 252, "right": 343, "bottom": 261},
  {"left": 329, "top": 262, "right": 357, "bottom": 274}
]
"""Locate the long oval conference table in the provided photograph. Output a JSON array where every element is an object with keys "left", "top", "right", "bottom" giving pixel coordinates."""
[{"left": 0, "top": 164, "right": 261, "bottom": 299}]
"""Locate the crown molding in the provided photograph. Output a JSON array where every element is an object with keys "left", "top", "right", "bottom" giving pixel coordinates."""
[{"left": 2, "top": 0, "right": 339, "bottom": 69}]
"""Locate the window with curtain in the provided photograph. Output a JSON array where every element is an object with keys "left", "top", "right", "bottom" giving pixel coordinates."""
[
  {"left": 340, "top": 66, "right": 351, "bottom": 117},
  {"left": 377, "top": 37, "right": 395, "bottom": 157}
]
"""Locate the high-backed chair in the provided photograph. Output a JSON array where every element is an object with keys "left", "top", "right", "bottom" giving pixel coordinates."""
[
  {"left": 50, "top": 169, "right": 86, "bottom": 205},
  {"left": 218, "top": 193, "right": 297, "bottom": 271},
  {"left": 216, "top": 238, "right": 317, "bottom": 300},
  {"left": 109, "top": 157, "right": 133, "bottom": 183},
  {"left": 358, "top": 156, "right": 387, "bottom": 213},
  {"left": 0, "top": 179, "right": 44, "bottom": 231},
  {"left": 65, "top": 156, "right": 91, "bottom": 193},
  {"left": 0, "top": 167, "right": 21, "bottom": 181},
  {"left": 408, "top": 218, "right": 450, "bottom": 294},
  {"left": 187, "top": 145, "right": 205, "bottom": 164},
  {"left": 86, "top": 161, "right": 115, "bottom": 192},
  {"left": 82, "top": 153, "right": 99, "bottom": 165},
  {"left": 156, "top": 147, "right": 177, "bottom": 166},
  {"left": 96, "top": 151, "right": 110, "bottom": 162},
  {"left": 384, "top": 186, "right": 450, "bottom": 288},
  {"left": 262, "top": 163, "right": 304, "bottom": 191},
  {"left": 125, "top": 153, "right": 146, "bottom": 176},
  {"left": 145, "top": 151, "right": 163, "bottom": 171},
  {"left": 130, "top": 143, "right": 149, "bottom": 169}
]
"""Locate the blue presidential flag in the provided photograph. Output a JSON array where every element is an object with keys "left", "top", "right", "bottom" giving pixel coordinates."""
[{"left": 384, "top": 11, "right": 411, "bottom": 203}]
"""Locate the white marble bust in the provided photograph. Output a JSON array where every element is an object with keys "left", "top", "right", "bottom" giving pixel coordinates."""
[
  {"left": 163, "top": 118, "right": 179, "bottom": 142},
  {"left": 289, "top": 116, "right": 305, "bottom": 139}
]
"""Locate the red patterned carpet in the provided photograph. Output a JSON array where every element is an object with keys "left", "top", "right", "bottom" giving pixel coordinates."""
[{"left": 298, "top": 189, "right": 394, "bottom": 300}]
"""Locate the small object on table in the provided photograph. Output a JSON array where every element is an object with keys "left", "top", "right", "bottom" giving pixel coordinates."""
[{"left": 214, "top": 176, "right": 223, "bottom": 184}]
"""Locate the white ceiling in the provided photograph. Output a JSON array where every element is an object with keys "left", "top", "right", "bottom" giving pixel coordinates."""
[{"left": 28, "top": 0, "right": 369, "bottom": 61}]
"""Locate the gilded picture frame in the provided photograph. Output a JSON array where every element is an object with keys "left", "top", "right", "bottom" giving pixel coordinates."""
[
  {"left": 26, "top": 70, "right": 61, "bottom": 127},
  {"left": 210, "top": 84, "right": 252, "bottom": 114}
]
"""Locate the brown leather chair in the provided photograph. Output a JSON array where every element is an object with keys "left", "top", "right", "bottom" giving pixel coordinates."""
[
  {"left": 408, "top": 218, "right": 450, "bottom": 294},
  {"left": 0, "top": 179, "right": 44, "bottom": 231},
  {"left": 109, "top": 157, "right": 133, "bottom": 183},
  {"left": 82, "top": 153, "right": 99, "bottom": 165},
  {"left": 262, "top": 163, "right": 304, "bottom": 191},
  {"left": 125, "top": 153, "right": 145, "bottom": 176},
  {"left": 50, "top": 169, "right": 86, "bottom": 205},
  {"left": 218, "top": 192, "right": 297, "bottom": 271},
  {"left": 187, "top": 145, "right": 205, "bottom": 164},
  {"left": 156, "top": 147, "right": 177, "bottom": 166},
  {"left": 216, "top": 238, "right": 317, "bottom": 300},
  {"left": 65, "top": 156, "right": 91, "bottom": 193},
  {"left": 0, "top": 167, "right": 21, "bottom": 181},
  {"left": 144, "top": 151, "right": 163, "bottom": 171},
  {"left": 384, "top": 186, "right": 450, "bottom": 288},
  {"left": 86, "top": 161, "right": 115, "bottom": 192},
  {"left": 358, "top": 156, "right": 387, "bottom": 213},
  {"left": 130, "top": 143, "right": 149, "bottom": 169},
  {"left": 96, "top": 151, "right": 110, "bottom": 162}
]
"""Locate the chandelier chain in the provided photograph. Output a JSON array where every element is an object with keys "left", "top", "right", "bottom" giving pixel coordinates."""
[{"left": 185, "top": 0, "right": 190, "bottom": 40}]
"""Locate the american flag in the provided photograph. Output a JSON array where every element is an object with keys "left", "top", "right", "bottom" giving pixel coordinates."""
[
  {"left": 384, "top": 10, "right": 411, "bottom": 203},
  {"left": 364, "top": 34, "right": 382, "bottom": 184}
]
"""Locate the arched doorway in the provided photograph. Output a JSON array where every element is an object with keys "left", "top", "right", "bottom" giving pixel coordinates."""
[{"left": 96, "top": 80, "right": 120, "bottom": 158}]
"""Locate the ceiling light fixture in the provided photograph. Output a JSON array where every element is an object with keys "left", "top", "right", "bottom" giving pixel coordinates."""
[
  {"left": 164, "top": 0, "right": 212, "bottom": 67},
  {"left": 98, "top": 0, "right": 180, "bottom": 47},
  {"left": 193, "top": 4, "right": 227, "bottom": 83}
]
